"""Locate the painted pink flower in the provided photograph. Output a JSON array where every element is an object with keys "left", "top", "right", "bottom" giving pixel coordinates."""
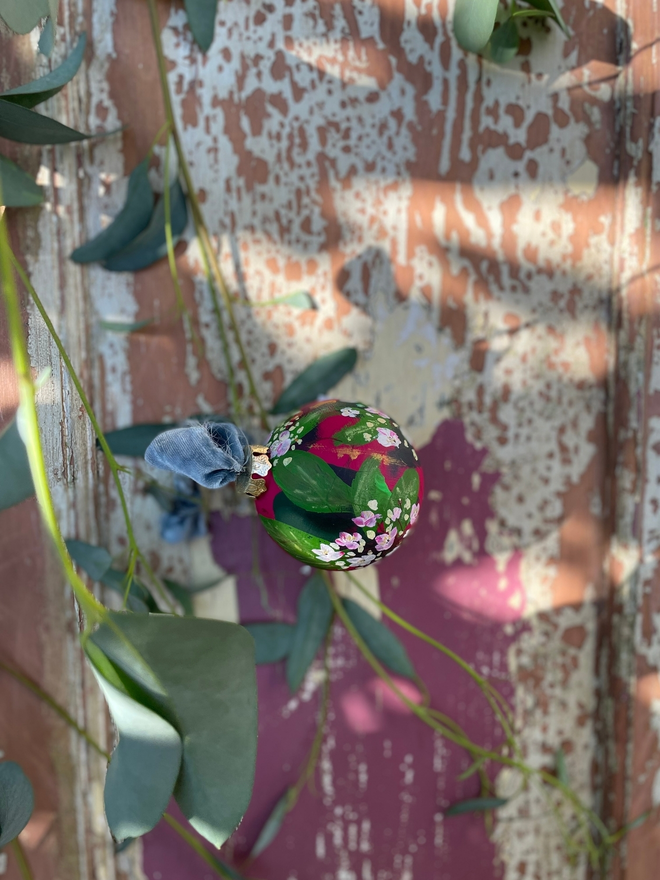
[
  {"left": 352, "top": 511, "right": 382, "bottom": 529},
  {"left": 376, "top": 427, "right": 400, "bottom": 448},
  {"left": 409, "top": 503, "right": 420, "bottom": 526},
  {"left": 336, "top": 531, "right": 362, "bottom": 549},
  {"left": 270, "top": 430, "right": 291, "bottom": 457},
  {"left": 312, "top": 544, "right": 344, "bottom": 563},
  {"left": 388, "top": 506, "right": 402, "bottom": 521},
  {"left": 349, "top": 553, "right": 376, "bottom": 568},
  {"left": 366, "top": 407, "right": 388, "bottom": 417},
  {"left": 375, "top": 528, "right": 397, "bottom": 552}
]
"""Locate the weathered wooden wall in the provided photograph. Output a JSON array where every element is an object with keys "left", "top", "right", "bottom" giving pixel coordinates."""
[{"left": 1, "top": 0, "right": 659, "bottom": 878}]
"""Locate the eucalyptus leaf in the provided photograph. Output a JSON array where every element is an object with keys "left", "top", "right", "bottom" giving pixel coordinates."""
[
  {"left": 0, "top": 33, "right": 86, "bottom": 109},
  {"left": 71, "top": 160, "right": 154, "bottom": 264},
  {"left": 99, "top": 318, "right": 154, "bottom": 333},
  {"left": 0, "top": 0, "right": 48, "bottom": 35},
  {"left": 244, "top": 622, "right": 295, "bottom": 664},
  {"left": 342, "top": 599, "right": 415, "bottom": 679},
  {"left": 99, "top": 569, "right": 156, "bottom": 614},
  {"left": 90, "top": 613, "right": 257, "bottom": 848},
  {"left": 0, "top": 417, "right": 34, "bottom": 510},
  {"left": 65, "top": 538, "right": 112, "bottom": 581},
  {"left": 102, "top": 179, "right": 188, "bottom": 272},
  {"left": 0, "top": 99, "right": 89, "bottom": 144},
  {"left": 90, "top": 666, "right": 182, "bottom": 842},
  {"left": 286, "top": 574, "right": 333, "bottom": 693},
  {"left": 279, "top": 290, "right": 315, "bottom": 309},
  {"left": 102, "top": 423, "right": 175, "bottom": 457},
  {"left": 251, "top": 789, "right": 291, "bottom": 858},
  {"left": 271, "top": 347, "right": 358, "bottom": 414},
  {"left": 38, "top": 16, "right": 55, "bottom": 57},
  {"left": 273, "top": 450, "right": 354, "bottom": 514},
  {"left": 453, "top": 0, "right": 499, "bottom": 52},
  {"left": 525, "top": 0, "right": 569, "bottom": 34},
  {"left": 446, "top": 796, "right": 508, "bottom": 815},
  {"left": 0, "top": 761, "right": 34, "bottom": 847},
  {"left": 184, "top": 0, "right": 218, "bottom": 52},
  {"left": 163, "top": 578, "right": 194, "bottom": 617},
  {"left": 0, "top": 154, "right": 44, "bottom": 207},
  {"left": 486, "top": 17, "right": 520, "bottom": 64}
]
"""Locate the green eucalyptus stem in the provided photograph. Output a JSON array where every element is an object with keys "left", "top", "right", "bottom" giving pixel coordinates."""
[
  {"left": 344, "top": 572, "right": 517, "bottom": 749},
  {"left": 162, "top": 813, "right": 241, "bottom": 879},
  {"left": 9, "top": 252, "right": 177, "bottom": 615},
  {"left": 163, "top": 136, "right": 203, "bottom": 355},
  {"left": 11, "top": 837, "right": 34, "bottom": 880},
  {"left": 146, "top": 0, "right": 268, "bottom": 430},
  {"left": 0, "top": 659, "right": 109, "bottom": 759},
  {"left": 0, "top": 220, "right": 105, "bottom": 624}
]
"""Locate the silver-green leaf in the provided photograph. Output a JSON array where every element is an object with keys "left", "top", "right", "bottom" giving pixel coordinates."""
[
  {"left": 244, "top": 622, "right": 295, "bottom": 664},
  {"left": 271, "top": 347, "right": 358, "bottom": 415},
  {"left": 0, "top": 417, "right": 34, "bottom": 511},
  {"left": 0, "top": 0, "right": 48, "bottom": 35},
  {"left": 342, "top": 599, "right": 415, "bottom": 679},
  {"left": 0, "top": 154, "right": 44, "bottom": 207},
  {"left": 184, "top": 0, "right": 218, "bottom": 53},
  {"left": 286, "top": 575, "right": 333, "bottom": 693},
  {"left": 250, "top": 788, "right": 291, "bottom": 858},
  {"left": 0, "top": 761, "right": 35, "bottom": 847},
  {"left": 453, "top": 0, "right": 500, "bottom": 53},
  {"left": 0, "top": 32, "right": 86, "bottom": 109}
]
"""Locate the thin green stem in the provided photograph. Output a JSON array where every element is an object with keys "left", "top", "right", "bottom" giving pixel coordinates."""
[
  {"left": 0, "top": 659, "right": 109, "bottom": 759},
  {"left": 345, "top": 572, "right": 517, "bottom": 748},
  {"left": 0, "top": 221, "right": 105, "bottom": 624},
  {"left": 11, "top": 838, "right": 34, "bottom": 880},
  {"left": 163, "top": 136, "right": 203, "bottom": 356},
  {"left": 163, "top": 813, "right": 239, "bottom": 879},
  {"left": 147, "top": 119, "right": 171, "bottom": 158},
  {"left": 10, "top": 252, "right": 177, "bottom": 615},
  {"left": 146, "top": 0, "right": 269, "bottom": 429}
]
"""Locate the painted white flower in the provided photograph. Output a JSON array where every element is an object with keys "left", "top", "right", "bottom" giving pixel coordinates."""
[
  {"left": 349, "top": 553, "right": 377, "bottom": 568},
  {"left": 409, "top": 503, "right": 420, "bottom": 526},
  {"left": 353, "top": 510, "right": 381, "bottom": 529},
  {"left": 340, "top": 407, "right": 360, "bottom": 418},
  {"left": 375, "top": 528, "right": 397, "bottom": 552},
  {"left": 388, "top": 507, "right": 402, "bottom": 521},
  {"left": 376, "top": 427, "right": 401, "bottom": 448},
  {"left": 312, "top": 544, "right": 344, "bottom": 563},
  {"left": 270, "top": 430, "right": 291, "bottom": 457},
  {"left": 336, "top": 532, "right": 362, "bottom": 550}
]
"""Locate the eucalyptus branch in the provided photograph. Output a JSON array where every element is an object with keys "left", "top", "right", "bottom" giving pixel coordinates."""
[
  {"left": 146, "top": 0, "right": 269, "bottom": 429},
  {"left": 11, "top": 838, "right": 34, "bottom": 880},
  {"left": 162, "top": 813, "right": 245, "bottom": 880},
  {"left": 9, "top": 252, "right": 177, "bottom": 614}
]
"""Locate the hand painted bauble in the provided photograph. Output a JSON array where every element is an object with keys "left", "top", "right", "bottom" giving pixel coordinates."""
[{"left": 252, "top": 400, "right": 423, "bottom": 570}]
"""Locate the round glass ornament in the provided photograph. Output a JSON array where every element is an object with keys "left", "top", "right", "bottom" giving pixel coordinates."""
[{"left": 253, "top": 399, "right": 423, "bottom": 570}]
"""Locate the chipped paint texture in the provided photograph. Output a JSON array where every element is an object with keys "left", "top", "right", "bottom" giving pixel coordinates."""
[{"left": 5, "top": 0, "right": 660, "bottom": 877}]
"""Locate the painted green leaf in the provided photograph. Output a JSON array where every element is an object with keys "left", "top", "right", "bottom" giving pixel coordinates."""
[
  {"left": 244, "top": 622, "right": 295, "bottom": 664},
  {"left": 90, "top": 613, "right": 257, "bottom": 848},
  {"left": 0, "top": 32, "right": 86, "bottom": 109},
  {"left": 286, "top": 574, "right": 333, "bottom": 693},
  {"left": 99, "top": 318, "right": 154, "bottom": 333},
  {"left": 273, "top": 450, "right": 353, "bottom": 514},
  {"left": 38, "top": 16, "right": 55, "bottom": 56},
  {"left": 260, "top": 517, "right": 327, "bottom": 567},
  {"left": 351, "top": 457, "right": 391, "bottom": 518},
  {"left": 333, "top": 414, "right": 375, "bottom": 447},
  {"left": 342, "top": 599, "right": 415, "bottom": 679},
  {"left": 271, "top": 347, "right": 358, "bottom": 414},
  {"left": 290, "top": 400, "right": 339, "bottom": 441},
  {"left": 0, "top": 154, "right": 43, "bottom": 207},
  {"left": 453, "top": 0, "right": 499, "bottom": 52},
  {"left": 65, "top": 538, "right": 112, "bottom": 581},
  {"left": 446, "top": 797, "right": 508, "bottom": 815},
  {"left": 0, "top": 99, "right": 89, "bottom": 144},
  {"left": 184, "top": 0, "right": 218, "bottom": 52},
  {"left": 390, "top": 469, "right": 420, "bottom": 518},
  {"left": 90, "top": 665, "right": 182, "bottom": 842},
  {"left": 102, "top": 423, "right": 175, "bottom": 457},
  {"left": 272, "top": 492, "right": 344, "bottom": 543},
  {"left": 102, "top": 179, "right": 188, "bottom": 272},
  {"left": 525, "top": 0, "right": 569, "bottom": 34},
  {"left": 71, "top": 160, "right": 154, "bottom": 264},
  {"left": 0, "top": 761, "right": 34, "bottom": 847},
  {"left": 250, "top": 788, "right": 291, "bottom": 858},
  {"left": 486, "top": 17, "right": 519, "bottom": 64},
  {"left": 0, "top": 0, "right": 48, "bottom": 35},
  {"left": 0, "top": 417, "right": 34, "bottom": 511}
]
